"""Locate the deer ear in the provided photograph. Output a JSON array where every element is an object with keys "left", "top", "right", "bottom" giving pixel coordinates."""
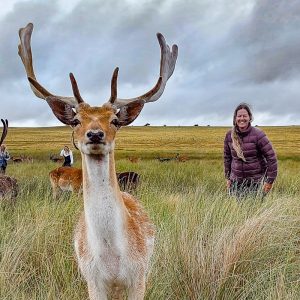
[
  {"left": 46, "top": 96, "right": 77, "bottom": 126},
  {"left": 116, "top": 100, "right": 144, "bottom": 127}
]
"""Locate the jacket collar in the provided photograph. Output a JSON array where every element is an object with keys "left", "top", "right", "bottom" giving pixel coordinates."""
[{"left": 237, "top": 124, "right": 252, "bottom": 136}]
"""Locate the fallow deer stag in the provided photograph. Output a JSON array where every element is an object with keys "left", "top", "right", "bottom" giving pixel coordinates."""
[
  {"left": 49, "top": 167, "right": 139, "bottom": 199},
  {"left": 0, "top": 119, "right": 18, "bottom": 203},
  {"left": 19, "top": 22, "right": 177, "bottom": 299}
]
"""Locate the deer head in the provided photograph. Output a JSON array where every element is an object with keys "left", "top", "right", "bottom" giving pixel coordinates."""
[{"left": 18, "top": 23, "right": 178, "bottom": 156}]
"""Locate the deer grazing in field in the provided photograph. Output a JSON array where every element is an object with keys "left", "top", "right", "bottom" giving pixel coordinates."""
[
  {"left": 11, "top": 156, "right": 23, "bottom": 163},
  {"left": 50, "top": 167, "right": 140, "bottom": 199},
  {"left": 49, "top": 166, "right": 82, "bottom": 199},
  {"left": 128, "top": 156, "right": 140, "bottom": 163},
  {"left": 177, "top": 155, "right": 188, "bottom": 162},
  {"left": 156, "top": 153, "right": 180, "bottom": 162},
  {"left": 11, "top": 155, "right": 34, "bottom": 163},
  {"left": 19, "top": 22, "right": 177, "bottom": 299},
  {"left": 49, "top": 154, "right": 64, "bottom": 163},
  {"left": 0, "top": 119, "right": 18, "bottom": 202}
]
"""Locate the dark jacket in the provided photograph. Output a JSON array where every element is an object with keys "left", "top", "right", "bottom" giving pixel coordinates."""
[
  {"left": 0, "top": 150, "right": 10, "bottom": 168},
  {"left": 224, "top": 126, "right": 277, "bottom": 184}
]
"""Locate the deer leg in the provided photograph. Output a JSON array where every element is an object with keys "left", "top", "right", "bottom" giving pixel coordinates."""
[{"left": 50, "top": 183, "right": 59, "bottom": 200}]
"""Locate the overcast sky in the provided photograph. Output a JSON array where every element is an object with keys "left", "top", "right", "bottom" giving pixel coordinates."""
[{"left": 0, "top": 0, "right": 299, "bottom": 127}]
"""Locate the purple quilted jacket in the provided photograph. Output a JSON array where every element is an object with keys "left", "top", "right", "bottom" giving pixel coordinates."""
[{"left": 224, "top": 126, "right": 278, "bottom": 184}]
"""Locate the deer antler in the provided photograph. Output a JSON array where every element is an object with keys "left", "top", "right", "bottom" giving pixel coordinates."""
[
  {"left": 18, "top": 23, "right": 78, "bottom": 107},
  {"left": 0, "top": 119, "right": 8, "bottom": 146},
  {"left": 109, "top": 33, "right": 178, "bottom": 108},
  {"left": 19, "top": 23, "right": 178, "bottom": 109}
]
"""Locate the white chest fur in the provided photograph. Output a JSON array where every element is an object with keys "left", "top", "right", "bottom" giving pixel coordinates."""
[{"left": 81, "top": 155, "right": 129, "bottom": 281}]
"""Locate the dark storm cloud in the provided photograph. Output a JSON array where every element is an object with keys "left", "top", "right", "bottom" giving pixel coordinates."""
[
  {"left": 231, "top": 0, "right": 300, "bottom": 83},
  {"left": 0, "top": 0, "right": 299, "bottom": 126}
]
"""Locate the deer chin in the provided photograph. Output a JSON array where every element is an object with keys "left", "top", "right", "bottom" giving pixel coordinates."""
[{"left": 79, "top": 141, "right": 114, "bottom": 155}]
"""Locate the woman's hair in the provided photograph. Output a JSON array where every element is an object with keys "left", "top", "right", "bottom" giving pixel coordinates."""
[{"left": 231, "top": 102, "right": 253, "bottom": 162}]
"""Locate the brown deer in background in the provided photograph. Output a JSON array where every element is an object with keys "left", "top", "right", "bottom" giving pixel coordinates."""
[
  {"left": 176, "top": 154, "right": 188, "bottom": 162},
  {"left": 49, "top": 167, "right": 140, "bottom": 199},
  {"left": 49, "top": 166, "right": 82, "bottom": 199},
  {"left": 0, "top": 119, "right": 18, "bottom": 203},
  {"left": 11, "top": 156, "right": 23, "bottom": 163},
  {"left": 11, "top": 155, "right": 33, "bottom": 163},
  {"left": 19, "top": 22, "right": 177, "bottom": 299},
  {"left": 156, "top": 153, "right": 189, "bottom": 163},
  {"left": 156, "top": 153, "right": 179, "bottom": 162},
  {"left": 49, "top": 154, "right": 64, "bottom": 163},
  {"left": 128, "top": 156, "right": 140, "bottom": 163}
]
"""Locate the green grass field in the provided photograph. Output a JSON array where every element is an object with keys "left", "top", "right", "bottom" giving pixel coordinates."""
[{"left": 1, "top": 126, "right": 300, "bottom": 299}]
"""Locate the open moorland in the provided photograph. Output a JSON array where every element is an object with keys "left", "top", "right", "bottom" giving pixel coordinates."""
[
  {"left": 4, "top": 125, "right": 300, "bottom": 161},
  {"left": 1, "top": 125, "right": 300, "bottom": 299}
]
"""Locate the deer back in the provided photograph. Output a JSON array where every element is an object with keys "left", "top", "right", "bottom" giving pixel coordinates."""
[
  {"left": 0, "top": 175, "right": 18, "bottom": 203},
  {"left": 49, "top": 167, "right": 82, "bottom": 193}
]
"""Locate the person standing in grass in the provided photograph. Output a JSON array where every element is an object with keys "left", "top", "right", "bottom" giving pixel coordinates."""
[
  {"left": 60, "top": 145, "right": 73, "bottom": 167},
  {"left": 224, "top": 103, "right": 278, "bottom": 199},
  {"left": 0, "top": 144, "right": 10, "bottom": 174}
]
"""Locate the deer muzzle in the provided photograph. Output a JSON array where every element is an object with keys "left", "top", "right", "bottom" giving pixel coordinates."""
[{"left": 86, "top": 130, "right": 105, "bottom": 144}]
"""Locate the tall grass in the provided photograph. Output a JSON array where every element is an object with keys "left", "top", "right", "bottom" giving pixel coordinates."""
[{"left": 1, "top": 158, "right": 300, "bottom": 299}]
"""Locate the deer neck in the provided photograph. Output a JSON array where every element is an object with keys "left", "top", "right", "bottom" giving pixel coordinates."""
[
  {"left": 81, "top": 150, "right": 126, "bottom": 252},
  {"left": 81, "top": 151, "right": 120, "bottom": 195}
]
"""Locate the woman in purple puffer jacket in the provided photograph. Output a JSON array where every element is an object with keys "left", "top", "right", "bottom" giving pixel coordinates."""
[{"left": 224, "top": 103, "right": 278, "bottom": 199}]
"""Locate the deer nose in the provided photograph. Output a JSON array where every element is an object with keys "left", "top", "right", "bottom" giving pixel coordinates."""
[{"left": 86, "top": 130, "right": 105, "bottom": 143}]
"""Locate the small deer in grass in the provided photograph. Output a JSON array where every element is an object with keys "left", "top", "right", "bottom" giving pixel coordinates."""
[
  {"left": 19, "top": 23, "right": 177, "bottom": 299},
  {"left": 128, "top": 156, "right": 140, "bottom": 163},
  {"left": 50, "top": 167, "right": 140, "bottom": 199},
  {"left": 11, "top": 156, "right": 23, "bottom": 163},
  {"left": 49, "top": 154, "right": 63, "bottom": 163},
  {"left": 11, "top": 155, "right": 33, "bottom": 163},
  {"left": 23, "top": 155, "right": 34, "bottom": 163},
  {"left": 0, "top": 119, "right": 18, "bottom": 203},
  {"left": 176, "top": 154, "right": 189, "bottom": 162},
  {"left": 156, "top": 153, "right": 180, "bottom": 162}
]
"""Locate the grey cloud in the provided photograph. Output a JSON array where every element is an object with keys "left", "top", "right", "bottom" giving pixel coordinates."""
[
  {"left": 230, "top": 0, "right": 300, "bottom": 83},
  {"left": 0, "top": 0, "right": 299, "bottom": 127}
]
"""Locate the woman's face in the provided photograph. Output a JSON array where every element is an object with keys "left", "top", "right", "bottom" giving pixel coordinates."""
[{"left": 235, "top": 108, "right": 250, "bottom": 131}]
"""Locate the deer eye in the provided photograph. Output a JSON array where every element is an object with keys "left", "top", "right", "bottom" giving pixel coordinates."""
[
  {"left": 111, "top": 118, "right": 119, "bottom": 128},
  {"left": 72, "top": 118, "right": 81, "bottom": 127}
]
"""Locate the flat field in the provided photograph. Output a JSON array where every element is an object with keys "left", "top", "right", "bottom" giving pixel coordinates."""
[
  {"left": 5, "top": 125, "right": 300, "bottom": 160},
  {"left": 1, "top": 126, "right": 300, "bottom": 300}
]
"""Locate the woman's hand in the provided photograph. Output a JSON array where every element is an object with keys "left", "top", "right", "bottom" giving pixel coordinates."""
[
  {"left": 263, "top": 182, "right": 273, "bottom": 194},
  {"left": 226, "top": 179, "right": 231, "bottom": 188}
]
